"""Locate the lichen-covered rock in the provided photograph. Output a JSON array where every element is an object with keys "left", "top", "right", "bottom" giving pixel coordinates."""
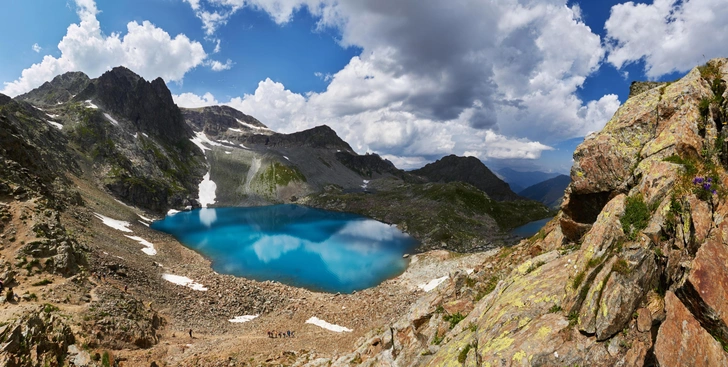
[
  {"left": 595, "top": 248, "right": 656, "bottom": 340},
  {"left": 578, "top": 256, "right": 617, "bottom": 334},
  {"left": 655, "top": 292, "right": 728, "bottom": 367}
]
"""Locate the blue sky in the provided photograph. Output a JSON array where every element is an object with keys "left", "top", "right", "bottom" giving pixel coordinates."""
[{"left": 2, "top": 0, "right": 727, "bottom": 173}]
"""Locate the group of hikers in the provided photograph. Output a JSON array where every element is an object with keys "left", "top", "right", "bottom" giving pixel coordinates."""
[{"left": 268, "top": 330, "right": 295, "bottom": 338}]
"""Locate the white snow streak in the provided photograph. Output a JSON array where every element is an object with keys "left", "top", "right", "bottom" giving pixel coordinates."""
[
  {"left": 229, "top": 315, "right": 259, "bottom": 323},
  {"left": 84, "top": 100, "right": 98, "bottom": 109},
  {"left": 305, "top": 317, "right": 352, "bottom": 333},
  {"left": 236, "top": 118, "right": 269, "bottom": 131},
  {"left": 162, "top": 274, "right": 208, "bottom": 291},
  {"left": 46, "top": 120, "right": 63, "bottom": 130},
  {"left": 418, "top": 276, "right": 448, "bottom": 292},
  {"left": 190, "top": 131, "right": 222, "bottom": 152},
  {"left": 103, "top": 113, "right": 120, "bottom": 126},
  {"left": 93, "top": 213, "right": 132, "bottom": 233},
  {"left": 124, "top": 235, "right": 157, "bottom": 255},
  {"left": 167, "top": 209, "right": 181, "bottom": 216}
]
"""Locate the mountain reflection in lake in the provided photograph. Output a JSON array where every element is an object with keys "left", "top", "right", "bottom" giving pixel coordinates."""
[{"left": 151, "top": 205, "right": 418, "bottom": 293}]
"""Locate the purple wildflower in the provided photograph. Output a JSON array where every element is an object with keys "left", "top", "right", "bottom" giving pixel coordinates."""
[
  {"left": 704, "top": 183, "right": 712, "bottom": 190},
  {"left": 707, "top": 177, "right": 713, "bottom": 183},
  {"left": 713, "top": 190, "right": 718, "bottom": 195}
]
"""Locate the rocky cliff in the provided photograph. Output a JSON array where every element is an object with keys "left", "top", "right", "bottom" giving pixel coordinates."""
[{"left": 291, "top": 58, "right": 728, "bottom": 367}]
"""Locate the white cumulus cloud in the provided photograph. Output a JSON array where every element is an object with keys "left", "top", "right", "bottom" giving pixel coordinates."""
[
  {"left": 2, "top": 0, "right": 207, "bottom": 97},
  {"left": 176, "top": 0, "right": 617, "bottom": 167},
  {"left": 605, "top": 0, "right": 728, "bottom": 78},
  {"left": 32, "top": 43, "right": 42, "bottom": 53},
  {"left": 208, "top": 59, "right": 233, "bottom": 71}
]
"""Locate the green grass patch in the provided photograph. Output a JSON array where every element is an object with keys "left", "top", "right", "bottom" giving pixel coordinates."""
[
  {"left": 548, "top": 304, "right": 563, "bottom": 313},
  {"left": 612, "top": 259, "right": 631, "bottom": 275},
  {"left": 621, "top": 194, "right": 650, "bottom": 240},
  {"left": 32, "top": 279, "right": 53, "bottom": 286}
]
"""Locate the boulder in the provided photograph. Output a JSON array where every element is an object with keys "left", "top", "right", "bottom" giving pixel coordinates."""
[
  {"left": 578, "top": 256, "right": 617, "bottom": 334},
  {"left": 655, "top": 292, "right": 728, "bottom": 367},
  {"left": 636, "top": 308, "right": 652, "bottom": 333}
]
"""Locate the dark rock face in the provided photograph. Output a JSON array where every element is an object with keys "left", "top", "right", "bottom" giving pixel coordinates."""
[
  {"left": 76, "top": 66, "right": 192, "bottom": 144},
  {"left": 245, "top": 125, "right": 353, "bottom": 151},
  {"left": 16, "top": 71, "right": 90, "bottom": 106},
  {"left": 182, "top": 105, "right": 267, "bottom": 137},
  {"left": 0, "top": 94, "right": 79, "bottom": 207},
  {"left": 335, "top": 152, "right": 410, "bottom": 180},
  {"left": 411, "top": 155, "right": 522, "bottom": 201},
  {"left": 628, "top": 81, "right": 668, "bottom": 98}
]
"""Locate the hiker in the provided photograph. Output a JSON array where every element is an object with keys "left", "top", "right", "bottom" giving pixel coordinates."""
[
  {"left": 124, "top": 285, "right": 128, "bottom": 292},
  {"left": 189, "top": 329, "right": 193, "bottom": 338},
  {"left": 287, "top": 330, "right": 291, "bottom": 337}
]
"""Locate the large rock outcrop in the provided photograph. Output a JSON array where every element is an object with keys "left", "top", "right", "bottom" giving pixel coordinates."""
[{"left": 293, "top": 58, "right": 728, "bottom": 367}]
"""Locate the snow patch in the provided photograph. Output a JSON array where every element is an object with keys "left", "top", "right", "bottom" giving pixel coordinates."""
[
  {"left": 162, "top": 274, "right": 208, "bottom": 291},
  {"left": 124, "top": 235, "right": 157, "bottom": 255},
  {"left": 361, "top": 180, "right": 369, "bottom": 189},
  {"left": 418, "top": 276, "right": 448, "bottom": 292},
  {"left": 236, "top": 119, "right": 269, "bottom": 131},
  {"left": 229, "top": 315, "right": 259, "bottom": 323},
  {"left": 138, "top": 220, "right": 149, "bottom": 227},
  {"left": 142, "top": 133, "right": 148, "bottom": 138},
  {"left": 198, "top": 172, "right": 217, "bottom": 208},
  {"left": 93, "top": 213, "right": 132, "bottom": 233},
  {"left": 167, "top": 209, "right": 181, "bottom": 216},
  {"left": 137, "top": 214, "right": 153, "bottom": 222},
  {"left": 103, "top": 113, "right": 120, "bottom": 126},
  {"left": 305, "top": 317, "right": 352, "bottom": 333},
  {"left": 84, "top": 100, "right": 98, "bottom": 109},
  {"left": 283, "top": 156, "right": 290, "bottom": 161},
  {"left": 218, "top": 140, "right": 234, "bottom": 144},
  {"left": 190, "top": 131, "right": 222, "bottom": 153},
  {"left": 225, "top": 151, "right": 232, "bottom": 154},
  {"left": 46, "top": 120, "right": 63, "bottom": 130},
  {"left": 239, "top": 143, "right": 248, "bottom": 149},
  {"left": 228, "top": 128, "right": 242, "bottom": 133},
  {"left": 46, "top": 113, "right": 59, "bottom": 119}
]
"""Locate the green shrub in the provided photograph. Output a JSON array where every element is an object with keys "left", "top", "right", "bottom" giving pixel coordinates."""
[
  {"left": 458, "top": 344, "right": 472, "bottom": 363},
  {"left": 612, "top": 259, "right": 631, "bottom": 275},
  {"left": 443, "top": 312, "right": 466, "bottom": 329},
  {"left": 549, "top": 304, "right": 563, "bottom": 313},
  {"left": 572, "top": 271, "right": 585, "bottom": 290},
  {"left": 32, "top": 279, "right": 52, "bottom": 286},
  {"left": 621, "top": 194, "right": 650, "bottom": 240}
]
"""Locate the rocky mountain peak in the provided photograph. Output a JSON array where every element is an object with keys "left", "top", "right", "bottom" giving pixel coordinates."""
[
  {"left": 16, "top": 71, "right": 90, "bottom": 106},
  {"left": 181, "top": 104, "right": 268, "bottom": 137},
  {"left": 411, "top": 154, "right": 523, "bottom": 201},
  {"left": 75, "top": 66, "right": 192, "bottom": 144}
]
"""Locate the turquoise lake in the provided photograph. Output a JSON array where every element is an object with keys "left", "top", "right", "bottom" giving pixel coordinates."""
[
  {"left": 150, "top": 205, "right": 419, "bottom": 293},
  {"left": 511, "top": 217, "right": 553, "bottom": 238}
]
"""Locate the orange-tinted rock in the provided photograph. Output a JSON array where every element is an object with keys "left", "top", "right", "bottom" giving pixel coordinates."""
[
  {"left": 636, "top": 308, "right": 651, "bottom": 332},
  {"left": 676, "top": 238, "right": 728, "bottom": 343},
  {"left": 687, "top": 195, "right": 712, "bottom": 247},
  {"left": 620, "top": 340, "right": 648, "bottom": 367},
  {"left": 442, "top": 299, "right": 473, "bottom": 316},
  {"left": 654, "top": 292, "right": 728, "bottom": 367}
]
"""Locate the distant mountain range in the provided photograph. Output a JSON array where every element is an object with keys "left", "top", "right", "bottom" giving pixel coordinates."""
[
  {"left": 496, "top": 167, "right": 562, "bottom": 193},
  {"left": 518, "top": 174, "right": 570, "bottom": 209}
]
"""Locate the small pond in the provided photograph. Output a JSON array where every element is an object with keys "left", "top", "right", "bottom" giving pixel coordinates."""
[
  {"left": 150, "top": 205, "right": 418, "bottom": 293},
  {"left": 511, "top": 217, "right": 554, "bottom": 238}
]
